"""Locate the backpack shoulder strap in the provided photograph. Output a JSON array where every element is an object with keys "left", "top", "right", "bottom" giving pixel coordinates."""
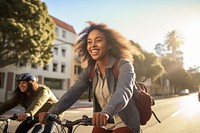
[
  {"left": 136, "top": 82, "right": 148, "bottom": 92},
  {"left": 112, "top": 58, "right": 120, "bottom": 80},
  {"left": 89, "top": 65, "right": 95, "bottom": 81},
  {"left": 88, "top": 65, "right": 95, "bottom": 102}
]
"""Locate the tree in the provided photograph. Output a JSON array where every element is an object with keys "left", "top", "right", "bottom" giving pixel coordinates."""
[
  {"left": 0, "top": 0, "right": 55, "bottom": 67},
  {"left": 130, "top": 41, "right": 164, "bottom": 82},
  {"left": 143, "top": 52, "right": 164, "bottom": 81},
  {"left": 165, "top": 30, "right": 184, "bottom": 58},
  {"left": 187, "top": 67, "right": 200, "bottom": 91},
  {"left": 161, "top": 56, "right": 190, "bottom": 92}
]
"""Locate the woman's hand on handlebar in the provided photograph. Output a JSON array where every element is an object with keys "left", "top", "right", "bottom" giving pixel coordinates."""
[
  {"left": 38, "top": 112, "right": 47, "bottom": 124},
  {"left": 92, "top": 112, "right": 109, "bottom": 127}
]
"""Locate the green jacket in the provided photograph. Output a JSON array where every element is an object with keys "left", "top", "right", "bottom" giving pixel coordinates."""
[{"left": 0, "top": 85, "right": 58, "bottom": 117}]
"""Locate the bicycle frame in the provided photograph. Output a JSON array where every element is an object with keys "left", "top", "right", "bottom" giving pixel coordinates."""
[
  {"left": 0, "top": 114, "right": 18, "bottom": 133},
  {"left": 0, "top": 114, "right": 33, "bottom": 133},
  {"left": 0, "top": 118, "right": 9, "bottom": 133}
]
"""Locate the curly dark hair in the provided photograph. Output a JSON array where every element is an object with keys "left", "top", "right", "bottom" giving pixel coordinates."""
[
  {"left": 75, "top": 21, "right": 136, "bottom": 67},
  {"left": 13, "top": 82, "right": 34, "bottom": 102}
]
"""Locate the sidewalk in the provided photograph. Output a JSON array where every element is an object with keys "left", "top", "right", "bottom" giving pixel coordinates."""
[
  {"left": 153, "top": 94, "right": 179, "bottom": 100},
  {"left": 69, "top": 100, "right": 93, "bottom": 109}
]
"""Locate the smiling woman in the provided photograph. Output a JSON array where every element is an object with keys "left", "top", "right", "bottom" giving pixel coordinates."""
[
  {"left": 0, "top": 73, "right": 62, "bottom": 133},
  {"left": 38, "top": 22, "right": 141, "bottom": 133}
]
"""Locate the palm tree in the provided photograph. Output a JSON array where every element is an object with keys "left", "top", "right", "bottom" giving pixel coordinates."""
[{"left": 165, "top": 30, "right": 184, "bottom": 58}]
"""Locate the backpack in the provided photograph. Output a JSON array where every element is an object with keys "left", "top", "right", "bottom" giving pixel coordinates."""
[{"left": 88, "top": 59, "right": 161, "bottom": 125}]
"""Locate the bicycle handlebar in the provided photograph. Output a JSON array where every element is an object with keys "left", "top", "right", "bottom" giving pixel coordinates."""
[
  {"left": 0, "top": 114, "right": 37, "bottom": 133},
  {"left": 0, "top": 114, "right": 18, "bottom": 121},
  {"left": 46, "top": 114, "right": 115, "bottom": 127}
]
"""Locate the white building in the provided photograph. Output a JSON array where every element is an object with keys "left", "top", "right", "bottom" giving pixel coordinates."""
[{"left": 0, "top": 16, "right": 80, "bottom": 102}]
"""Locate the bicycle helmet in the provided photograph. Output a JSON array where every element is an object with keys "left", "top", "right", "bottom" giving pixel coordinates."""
[{"left": 17, "top": 73, "right": 37, "bottom": 82}]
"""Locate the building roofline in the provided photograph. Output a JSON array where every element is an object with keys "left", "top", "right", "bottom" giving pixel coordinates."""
[{"left": 51, "top": 15, "right": 76, "bottom": 34}]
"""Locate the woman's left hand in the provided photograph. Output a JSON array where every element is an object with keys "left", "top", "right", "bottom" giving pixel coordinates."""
[{"left": 92, "top": 112, "right": 109, "bottom": 127}]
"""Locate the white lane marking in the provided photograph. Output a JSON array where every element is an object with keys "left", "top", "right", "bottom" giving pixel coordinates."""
[{"left": 171, "top": 108, "right": 184, "bottom": 117}]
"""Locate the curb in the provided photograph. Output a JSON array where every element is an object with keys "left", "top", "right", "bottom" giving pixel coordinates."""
[
  {"left": 69, "top": 105, "right": 93, "bottom": 109},
  {"left": 69, "top": 100, "right": 93, "bottom": 109}
]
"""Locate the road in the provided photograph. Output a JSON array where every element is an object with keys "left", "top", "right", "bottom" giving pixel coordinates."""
[
  {"left": 142, "top": 93, "right": 200, "bottom": 133},
  {"left": 1, "top": 93, "right": 200, "bottom": 133}
]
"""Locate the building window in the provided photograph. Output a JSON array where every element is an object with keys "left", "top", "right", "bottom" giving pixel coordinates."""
[
  {"left": 44, "top": 78, "right": 63, "bottom": 90},
  {"left": 0, "top": 72, "right": 5, "bottom": 89},
  {"left": 74, "top": 65, "right": 82, "bottom": 75},
  {"left": 61, "top": 49, "right": 66, "bottom": 57},
  {"left": 31, "top": 63, "right": 37, "bottom": 69},
  {"left": 43, "top": 65, "right": 49, "bottom": 71},
  {"left": 62, "top": 30, "right": 66, "bottom": 38},
  {"left": 61, "top": 64, "right": 65, "bottom": 73},
  {"left": 53, "top": 63, "right": 58, "bottom": 72},
  {"left": 55, "top": 27, "right": 59, "bottom": 36},
  {"left": 54, "top": 47, "right": 58, "bottom": 55}
]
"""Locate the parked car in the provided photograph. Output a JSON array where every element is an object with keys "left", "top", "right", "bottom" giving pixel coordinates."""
[{"left": 179, "top": 89, "right": 190, "bottom": 95}]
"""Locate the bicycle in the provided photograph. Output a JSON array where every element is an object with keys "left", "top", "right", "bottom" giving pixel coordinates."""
[
  {"left": 0, "top": 114, "right": 35, "bottom": 133},
  {"left": 0, "top": 114, "right": 18, "bottom": 133},
  {"left": 46, "top": 113, "right": 114, "bottom": 133}
]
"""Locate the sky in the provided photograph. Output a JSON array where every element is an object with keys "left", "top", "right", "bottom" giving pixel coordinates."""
[{"left": 42, "top": 0, "right": 200, "bottom": 69}]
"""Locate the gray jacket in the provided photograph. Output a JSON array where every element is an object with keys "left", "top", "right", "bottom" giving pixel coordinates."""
[{"left": 48, "top": 57, "right": 140, "bottom": 133}]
